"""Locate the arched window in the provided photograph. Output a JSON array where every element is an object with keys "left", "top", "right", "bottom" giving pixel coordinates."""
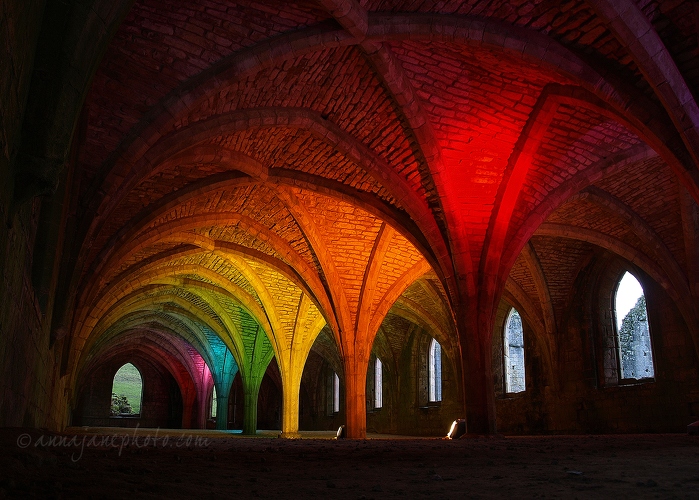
[
  {"left": 428, "top": 338, "right": 442, "bottom": 402},
  {"left": 111, "top": 363, "right": 143, "bottom": 416},
  {"left": 614, "top": 272, "right": 654, "bottom": 380},
  {"left": 211, "top": 386, "right": 218, "bottom": 419},
  {"left": 333, "top": 372, "right": 340, "bottom": 413},
  {"left": 374, "top": 357, "right": 383, "bottom": 409},
  {"left": 504, "top": 308, "right": 526, "bottom": 393}
]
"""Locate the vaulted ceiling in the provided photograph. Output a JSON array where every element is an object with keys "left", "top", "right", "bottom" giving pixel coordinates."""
[{"left": 29, "top": 0, "right": 699, "bottom": 431}]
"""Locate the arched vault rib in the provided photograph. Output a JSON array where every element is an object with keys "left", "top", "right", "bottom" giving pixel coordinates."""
[
  {"left": 272, "top": 187, "right": 350, "bottom": 351},
  {"left": 534, "top": 224, "right": 695, "bottom": 329},
  {"left": 365, "top": 13, "right": 699, "bottom": 197},
  {"left": 355, "top": 223, "right": 392, "bottom": 340},
  {"left": 98, "top": 111, "right": 381, "bottom": 219},
  {"left": 574, "top": 186, "right": 687, "bottom": 286},
  {"left": 503, "top": 143, "right": 658, "bottom": 274},
  {"left": 485, "top": 85, "right": 693, "bottom": 322},
  {"left": 84, "top": 334, "right": 194, "bottom": 382},
  {"left": 85, "top": 9, "right": 699, "bottom": 308},
  {"left": 141, "top": 145, "right": 270, "bottom": 185},
  {"left": 388, "top": 298, "right": 455, "bottom": 352},
  {"left": 76, "top": 244, "right": 335, "bottom": 413},
  {"left": 67, "top": 24, "right": 354, "bottom": 344},
  {"left": 482, "top": 86, "right": 561, "bottom": 304},
  {"left": 147, "top": 306, "right": 239, "bottom": 399},
  {"left": 317, "top": 0, "right": 461, "bottom": 304},
  {"left": 367, "top": 260, "right": 433, "bottom": 340},
  {"left": 353, "top": 223, "right": 433, "bottom": 354},
  {"left": 87, "top": 311, "right": 209, "bottom": 360},
  {"left": 196, "top": 287, "right": 263, "bottom": 377},
  {"left": 87, "top": 212, "right": 332, "bottom": 324},
  {"left": 86, "top": 168, "right": 442, "bottom": 301},
  {"left": 86, "top": 310, "right": 217, "bottom": 378},
  {"left": 90, "top": 179, "right": 303, "bottom": 285},
  {"left": 92, "top": 292, "right": 242, "bottom": 363},
  {"left": 74, "top": 273, "right": 271, "bottom": 384},
  {"left": 76, "top": 338, "right": 198, "bottom": 421},
  {"left": 521, "top": 243, "right": 556, "bottom": 342},
  {"left": 81, "top": 22, "right": 353, "bottom": 217},
  {"left": 119, "top": 298, "right": 243, "bottom": 384},
  {"left": 79, "top": 330, "right": 204, "bottom": 402},
  {"left": 157, "top": 269, "right": 276, "bottom": 354},
  {"left": 360, "top": 42, "right": 463, "bottom": 309},
  {"left": 568, "top": 186, "right": 698, "bottom": 330},
  {"left": 223, "top": 252, "right": 328, "bottom": 436},
  {"left": 278, "top": 292, "right": 328, "bottom": 437},
  {"left": 77, "top": 261, "right": 269, "bottom": 351},
  {"left": 83, "top": 335, "right": 189, "bottom": 388},
  {"left": 269, "top": 170, "right": 441, "bottom": 273},
  {"left": 519, "top": 243, "right": 558, "bottom": 391},
  {"left": 503, "top": 279, "right": 546, "bottom": 337},
  {"left": 209, "top": 254, "right": 286, "bottom": 345},
  {"left": 587, "top": 0, "right": 699, "bottom": 170},
  {"left": 73, "top": 292, "right": 241, "bottom": 389},
  {"left": 75, "top": 303, "right": 239, "bottom": 423},
  {"left": 84, "top": 108, "right": 432, "bottom": 266},
  {"left": 70, "top": 12, "right": 699, "bottom": 341},
  {"left": 501, "top": 279, "right": 557, "bottom": 390}
]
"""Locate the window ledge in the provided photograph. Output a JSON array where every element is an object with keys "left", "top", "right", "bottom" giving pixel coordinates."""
[
  {"left": 601, "top": 379, "right": 656, "bottom": 390},
  {"left": 614, "top": 378, "right": 656, "bottom": 388},
  {"left": 419, "top": 403, "right": 442, "bottom": 410},
  {"left": 500, "top": 391, "right": 526, "bottom": 400}
]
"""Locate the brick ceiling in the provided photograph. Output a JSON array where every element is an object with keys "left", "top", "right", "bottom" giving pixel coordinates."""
[{"left": 64, "top": 0, "right": 699, "bottom": 404}]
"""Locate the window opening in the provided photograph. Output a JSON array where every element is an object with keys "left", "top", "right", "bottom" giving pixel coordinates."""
[
  {"left": 211, "top": 386, "right": 218, "bottom": 418},
  {"left": 428, "top": 338, "right": 442, "bottom": 402},
  {"left": 504, "top": 309, "right": 526, "bottom": 393},
  {"left": 375, "top": 357, "right": 383, "bottom": 409},
  {"left": 333, "top": 372, "right": 340, "bottom": 413},
  {"left": 111, "top": 363, "right": 142, "bottom": 416},
  {"left": 615, "top": 272, "right": 654, "bottom": 379}
]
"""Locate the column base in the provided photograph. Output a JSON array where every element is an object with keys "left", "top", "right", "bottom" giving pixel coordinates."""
[{"left": 278, "top": 431, "right": 301, "bottom": 439}]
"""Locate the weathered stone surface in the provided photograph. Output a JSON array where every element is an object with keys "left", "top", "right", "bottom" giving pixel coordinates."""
[{"left": 2, "top": 0, "right": 699, "bottom": 444}]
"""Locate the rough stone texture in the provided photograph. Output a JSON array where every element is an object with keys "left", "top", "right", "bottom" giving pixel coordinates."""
[
  {"left": 74, "top": 354, "right": 185, "bottom": 429},
  {"left": 4, "top": 0, "right": 699, "bottom": 448},
  {"left": 498, "top": 244, "right": 699, "bottom": 434},
  {"left": 0, "top": 0, "right": 61, "bottom": 430}
]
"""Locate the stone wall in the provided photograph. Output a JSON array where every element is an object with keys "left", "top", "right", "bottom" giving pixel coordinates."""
[
  {"left": 0, "top": 0, "right": 64, "bottom": 430},
  {"left": 494, "top": 254, "right": 699, "bottom": 434},
  {"left": 299, "top": 351, "right": 346, "bottom": 432},
  {"left": 73, "top": 354, "right": 183, "bottom": 429}
]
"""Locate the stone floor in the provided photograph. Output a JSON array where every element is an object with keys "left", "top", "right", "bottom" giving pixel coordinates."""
[{"left": 1, "top": 428, "right": 698, "bottom": 498}]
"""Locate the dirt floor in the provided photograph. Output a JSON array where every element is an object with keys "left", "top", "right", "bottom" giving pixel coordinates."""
[{"left": 0, "top": 427, "right": 698, "bottom": 499}]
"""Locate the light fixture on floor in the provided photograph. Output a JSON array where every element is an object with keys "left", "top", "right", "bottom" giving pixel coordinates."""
[
  {"left": 688, "top": 421, "right": 699, "bottom": 435},
  {"left": 335, "top": 424, "right": 346, "bottom": 439},
  {"left": 446, "top": 419, "right": 466, "bottom": 439}
]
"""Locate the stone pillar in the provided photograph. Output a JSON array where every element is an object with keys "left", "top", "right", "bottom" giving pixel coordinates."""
[
  {"left": 215, "top": 394, "right": 229, "bottom": 430},
  {"left": 344, "top": 358, "right": 368, "bottom": 439},
  {"left": 243, "top": 385, "right": 260, "bottom": 435},
  {"left": 181, "top": 401, "right": 194, "bottom": 429},
  {"left": 459, "top": 308, "right": 497, "bottom": 435},
  {"left": 180, "top": 384, "right": 196, "bottom": 429},
  {"left": 213, "top": 364, "right": 237, "bottom": 431},
  {"left": 197, "top": 387, "right": 208, "bottom": 429},
  {"left": 279, "top": 371, "right": 301, "bottom": 438}
]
